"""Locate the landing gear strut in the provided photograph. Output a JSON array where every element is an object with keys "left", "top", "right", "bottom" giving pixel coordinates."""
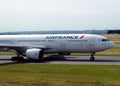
[
  {"left": 11, "top": 52, "right": 24, "bottom": 62},
  {"left": 90, "top": 52, "right": 95, "bottom": 61}
]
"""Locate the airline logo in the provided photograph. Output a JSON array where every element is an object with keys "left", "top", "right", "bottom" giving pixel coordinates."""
[
  {"left": 80, "top": 35, "right": 85, "bottom": 39},
  {"left": 45, "top": 35, "right": 85, "bottom": 39}
]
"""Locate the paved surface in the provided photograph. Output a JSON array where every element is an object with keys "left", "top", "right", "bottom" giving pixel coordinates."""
[{"left": 0, "top": 55, "right": 120, "bottom": 65}]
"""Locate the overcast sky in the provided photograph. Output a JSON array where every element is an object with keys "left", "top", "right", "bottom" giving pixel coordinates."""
[{"left": 0, "top": 0, "right": 120, "bottom": 32}]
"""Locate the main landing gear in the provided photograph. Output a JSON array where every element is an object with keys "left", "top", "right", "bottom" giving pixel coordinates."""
[
  {"left": 90, "top": 52, "right": 95, "bottom": 61},
  {"left": 11, "top": 52, "right": 24, "bottom": 62},
  {"left": 11, "top": 56, "right": 24, "bottom": 62}
]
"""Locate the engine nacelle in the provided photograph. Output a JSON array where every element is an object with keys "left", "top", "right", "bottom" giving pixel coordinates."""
[{"left": 25, "top": 48, "right": 43, "bottom": 60}]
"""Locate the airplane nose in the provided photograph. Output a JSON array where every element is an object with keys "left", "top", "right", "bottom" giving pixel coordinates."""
[{"left": 109, "top": 41, "right": 115, "bottom": 48}]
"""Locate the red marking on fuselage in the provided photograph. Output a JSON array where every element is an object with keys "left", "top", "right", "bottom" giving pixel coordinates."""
[{"left": 80, "top": 35, "right": 85, "bottom": 39}]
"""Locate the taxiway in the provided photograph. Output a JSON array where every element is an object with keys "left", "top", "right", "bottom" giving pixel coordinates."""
[{"left": 0, "top": 55, "right": 120, "bottom": 65}]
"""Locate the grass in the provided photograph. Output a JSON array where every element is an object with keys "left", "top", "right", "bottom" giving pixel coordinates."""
[
  {"left": 0, "top": 64, "right": 120, "bottom": 86},
  {"left": 0, "top": 52, "right": 15, "bottom": 55},
  {"left": 102, "top": 34, "right": 120, "bottom": 42}
]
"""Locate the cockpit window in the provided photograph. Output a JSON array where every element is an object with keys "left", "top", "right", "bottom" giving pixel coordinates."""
[{"left": 102, "top": 39, "right": 110, "bottom": 42}]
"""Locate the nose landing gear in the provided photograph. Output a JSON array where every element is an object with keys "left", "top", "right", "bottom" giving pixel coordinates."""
[{"left": 90, "top": 52, "right": 95, "bottom": 61}]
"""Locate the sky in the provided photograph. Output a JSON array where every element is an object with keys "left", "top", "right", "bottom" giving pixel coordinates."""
[{"left": 0, "top": 0, "right": 120, "bottom": 32}]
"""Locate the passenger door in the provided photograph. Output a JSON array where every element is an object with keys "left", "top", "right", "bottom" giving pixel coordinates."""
[{"left": 88, "top": 38, "right": 95, "bottom": 52}]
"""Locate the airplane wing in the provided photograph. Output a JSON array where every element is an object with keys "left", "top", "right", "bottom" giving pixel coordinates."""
[{"left": 0, "top": 44, "right": 49, "bottom": 50}]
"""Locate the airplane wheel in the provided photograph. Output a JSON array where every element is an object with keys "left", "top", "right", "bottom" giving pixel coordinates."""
[
  {"left": 11, "top": 57, "right": 24, "bottom": 62},
  {"left": 18, "top": 57, "right": 24, "bottom": 62},
  {"left": 11, "top": 57, "right": 18, "bottom": 61},
  {"left": 90, "top": 57, "right": 95, "bottom": 61}
]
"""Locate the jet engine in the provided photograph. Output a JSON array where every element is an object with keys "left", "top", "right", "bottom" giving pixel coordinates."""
[{"left": 25, "top": 48, "right": 43, "bottom": 60}]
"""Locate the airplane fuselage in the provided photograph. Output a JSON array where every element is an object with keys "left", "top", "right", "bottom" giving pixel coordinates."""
[{"left": 0, "top": 34, "right": 115, "bottom": 61}]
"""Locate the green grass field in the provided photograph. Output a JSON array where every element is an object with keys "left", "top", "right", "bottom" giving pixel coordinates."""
[{"left": 0, "top": 64, "right": 120, "bottom": 86}]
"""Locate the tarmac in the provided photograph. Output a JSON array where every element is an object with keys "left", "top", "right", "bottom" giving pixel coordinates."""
[{"left": 0, "top": 55, "right": 120, "bottom": 65}]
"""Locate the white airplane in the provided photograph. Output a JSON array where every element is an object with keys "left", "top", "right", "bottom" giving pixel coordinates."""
[{"left": 0, "top": 34, "right": 115, "bottom": 61}]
